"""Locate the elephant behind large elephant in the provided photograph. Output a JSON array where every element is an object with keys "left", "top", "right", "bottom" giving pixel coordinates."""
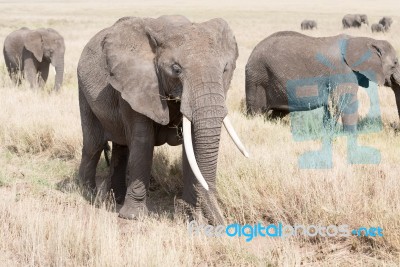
[
  {"left": 245, "top": 31, "right": 400, "bottom": 128},
  {"left": 379, "top": 16, "right": 393, "bottom": 32},
  {"left": 371, "top": 23, "right": 384, "bottom": 33},
  {"left": 3, "top": 27, "right": 65, "bottom": 91},
  {"left": 342, "top": 14, "right": 369, "bottom": 29},
  {"left": 301, "top": 20, "right": 317, "bottom": 30},
  {"left": 77, "top": 15, "right": 248, "bottom": 224}
]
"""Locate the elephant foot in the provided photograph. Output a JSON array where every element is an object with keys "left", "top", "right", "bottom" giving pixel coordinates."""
[
  {"left": 347, "top": 137, "right": 381, "bottom": 165},
  {"left": 175, "top": 193, "right": 225, "bottom": 226},
  {"left": 118, "top": 198, "right": 148, "bottom": 220},
  {"left": 174, "top": 198, "right": 203, "bottom": 223}
]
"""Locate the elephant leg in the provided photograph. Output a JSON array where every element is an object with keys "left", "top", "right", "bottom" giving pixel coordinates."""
[
  {"left": 245, "top": 70, "right": 267, "bottom": 115},
  {"left": 119, "top": 110, "right": 155, "bottom": 219},
  {"left": 110, "top": 142, "right": 128, "bottom": 204},
  {"left": 78, "top": 88, "right": 105, "bottom": 192},
  {"left": 23, "top": 56, "right": 39, "bottom": 89},
  {"left": 4, "top": 54, "right": 18, "bottom": 85},
  {"left": 38, "top": 63, "right": 50, "bottom": 87},
  {"left": 322, "top": 104, "right": 337, "bottom": 131},
  {"left": 341, "top": 97, "right": 381, "bottom": 164},
  {"left": 79, "top": 147, "right": 103, "bottom": 192},
  {"left": 7, "top": 65, "right": 20, "bottom": 85},
  {"left": 338, "top": 84, "right": 380, "bottom": 164},
  {"left": 337, "top": 84, "right": 359, "bottom": 132}
]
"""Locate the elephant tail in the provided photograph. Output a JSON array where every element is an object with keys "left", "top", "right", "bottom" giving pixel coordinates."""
[{"left": 103, "top": 142, "right": 111, "bottom": 167}]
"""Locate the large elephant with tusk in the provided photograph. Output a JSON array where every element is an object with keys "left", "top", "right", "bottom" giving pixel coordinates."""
[{"left": 77, "top": 15, "right": 248, "bottom": 224}]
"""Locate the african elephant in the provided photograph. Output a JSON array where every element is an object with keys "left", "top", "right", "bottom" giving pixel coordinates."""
[
  {"left": 371, "top": 23, "right": 384, "bottom": 33},
  {"left": 3, "top": 27, "right": 65, "bottom": 91},
  {"left": 342, "top": 14, "right": 369, "bottom": 29},
  {"left": 301, "top": 20, "right": 317, "bottom": 30},
  {"left": 77, "top": 15, "right": 248, "bottom": 224},
  {"left": 245, "top": 31, "right": 400, "bottom": 130},
  {"left": 379, "top": 16, "right": 393, "bottom": 31},
  {"left": 359, "top": 14, "right": 369, "bottom": 25}
]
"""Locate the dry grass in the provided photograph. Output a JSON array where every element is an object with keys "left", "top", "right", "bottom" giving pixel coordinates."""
[{"left": 1, "top": 0, "right": 400, "bottom": 266}]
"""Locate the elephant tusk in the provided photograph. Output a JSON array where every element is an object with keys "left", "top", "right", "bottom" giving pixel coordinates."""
[
  {"left": 223, "top": 116, "right": 250, "bottom": 158},
  {"left": 182, "top": 116, "right": 209, "bottom": 191}
]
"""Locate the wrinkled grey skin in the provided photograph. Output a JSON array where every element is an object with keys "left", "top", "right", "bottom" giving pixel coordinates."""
[
  {"left": 371, "top": 23, "right": 384, "bottom": 33},
  {"left": 78, "top": 15, "right": 238, "bottom": 224},
  {"left": 342, "top": 14, "right": 369, "bottom": 29},
  {"left": 379, "top": 16, "right": 393, "bottom": 31},
  {"left": 301, "top": 20, "right": 317, "bottom": 30},
  {"left": 3, "top": 27, "right": 65, "bottom": 91},
  {"left": 245, "top": 31, "right": 400, "bottom": 130}
]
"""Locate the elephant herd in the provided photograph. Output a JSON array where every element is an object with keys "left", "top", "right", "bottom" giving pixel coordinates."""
[
  {"left": 3, "top": 15, "right": 400, "bottom": 225},
  {"left": 301, "top": 14, "right": 393, "bottom": 32}
]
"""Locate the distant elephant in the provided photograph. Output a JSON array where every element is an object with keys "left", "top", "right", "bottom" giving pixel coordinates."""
[
  {"left": 3, "top": 27, "right": 65, "bottom": 91},
  {"left": 359, "top": 14, "right": 369, "bottom": 25},
  {"left": 379, "top": 16, "right": 393, "bottom": 31},
  {"left": 342, "top": 14, "right": 369, "bottom": 29},
  {"left": 78, "top": 15, "right": 249, "bottom": 224},
  {"left": 301, "top": 20, "right": 317, "bottom": 30},
  {"left": 371, "top": 23, "right": 384, "bottom": 33},
  {"left": 245, "top": 31, "right": 400, "bottom": 129}
]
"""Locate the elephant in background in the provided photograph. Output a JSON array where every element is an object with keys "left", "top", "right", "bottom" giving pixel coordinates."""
[
  {"left": 379, "top": 16, "right": 393, "bottom": 31},
  {"left": 359, "top": 14, "right": 369, "bottom": 25},
  {"left": 3, "top": 27, "right": 65, "bottom": 91},
  {"left": 342, "top": 14, "right": 369, "bottom": 29},
  {"left": 245, "top": 31, "right": 400, "bottom": 128},
  {"left": 371, "top": 23, "right": 384, "bottom": 33},
  {"left": 78, "top": 15, "right": 248, "bottom": 224},
  {"left": 301, "top": 20, "right": 317, "bottom": 30}
]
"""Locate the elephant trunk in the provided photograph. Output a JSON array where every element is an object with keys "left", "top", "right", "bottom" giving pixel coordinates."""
[
  {"left": 191, "top": 82, "right": 226, "bottom": 189},
  {"left": 53, "top": 55, "right": 64, "bottom": 91},
  {"left": 181, "top": 67, "right": 248, "bottom": 224},
  {"left": 181, "top": 79, "right": 226, "bottom": 224}
]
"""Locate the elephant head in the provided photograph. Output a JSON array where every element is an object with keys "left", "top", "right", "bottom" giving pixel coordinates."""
[
  {"left": 344, "top": 37, "right": 400, "bottom": 120},
  {"left": 103, "top": 17, "right": 248, "bottom": 224},
  {"left": 24, "top": 28, "right": 65, "bottom": 90},
  {"left": 379, "top": 16, "right": 393, "bottom": 31},
  {"left": 360, "top": 14, "right": 369, "bottom": 25}
]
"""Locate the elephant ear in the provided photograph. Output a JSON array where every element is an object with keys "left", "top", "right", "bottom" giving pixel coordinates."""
[
  {"left": 102, "top": 17, "right": 170, "bottom": 125},
  {"left": 24, "top": 31, "right": 43, "bottom": 62},
  {"left": 344, "top": 37, "right": 385, "bottom": 85}
]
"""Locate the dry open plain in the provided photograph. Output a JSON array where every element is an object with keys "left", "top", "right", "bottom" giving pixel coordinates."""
[{"left": 0, "top": 0, "right": 400, "bottom": 266}]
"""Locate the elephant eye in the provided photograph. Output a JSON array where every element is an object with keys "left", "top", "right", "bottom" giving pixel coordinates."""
[
  {"left": 223, "top": 63, "right": 229, "bottom": 73},
  {"left": 171, "top": 64, "right": 182, "bottom": 76}
]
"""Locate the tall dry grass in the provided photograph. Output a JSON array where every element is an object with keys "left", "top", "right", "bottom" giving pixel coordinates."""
[{"left": 1, "top": 0, "right": 400, "bottom": 266}]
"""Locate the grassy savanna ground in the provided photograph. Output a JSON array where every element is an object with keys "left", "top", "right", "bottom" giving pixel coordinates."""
[{"left": 1, "top": 0, "right": 400, "bottom": 265}]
